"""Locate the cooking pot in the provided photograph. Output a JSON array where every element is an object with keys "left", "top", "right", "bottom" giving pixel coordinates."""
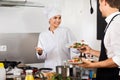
[
  {"left": 34, "top": 68, "right": 53, "bottom": 80},
  {"left": 17, "top": 66, "right": 39, "bottom": 75},
  {"left": 56, "top": 65, "right": 81, "bottom": 78},
  {"left": 56, "top": 65, "right": 70, "bottom": 77}
]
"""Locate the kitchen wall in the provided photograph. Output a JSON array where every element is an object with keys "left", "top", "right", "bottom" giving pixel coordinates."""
[
  {"left": 61, "top": 0, "right": 101, "bottom": 50},
  {"left": 0, "top": 0, "right": 64, "bottom": 33},
  {"left": 0, "top": 0, "right": 101, "bottom": 67},
  {"left": 0, "top": 1, "right": 47, "bottom": 33}
]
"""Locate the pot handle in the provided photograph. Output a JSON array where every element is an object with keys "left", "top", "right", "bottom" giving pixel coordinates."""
[
  {"left": 39, "top": 68, "right": 52, "bottom": 72},
  {"left": 35, "top": 71, "right": 46, "bottom": 80}
]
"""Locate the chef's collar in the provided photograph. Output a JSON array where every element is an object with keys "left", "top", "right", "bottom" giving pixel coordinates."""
[
  {"left": 48, "top": 27, "right": 50, "bottom": 31},
  {"left": 105, "top": 11, "right": 120, "bottom": 24},
  {"left": 48, "top": 26, "right": 60, "bottom": 33}
]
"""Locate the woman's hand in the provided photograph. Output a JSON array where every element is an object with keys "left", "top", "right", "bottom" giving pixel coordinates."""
[{"left": 35, "top": 47, "right": 43, "bottom": 55}]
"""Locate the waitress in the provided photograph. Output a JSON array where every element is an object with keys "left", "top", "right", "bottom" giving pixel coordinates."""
[{"left": 35, "top": 7, "right": 76, "bottom": 71}]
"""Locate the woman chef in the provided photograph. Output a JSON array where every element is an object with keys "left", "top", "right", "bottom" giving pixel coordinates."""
[{"left": 35, "top": 7, "right": 76, "bottom": 71}]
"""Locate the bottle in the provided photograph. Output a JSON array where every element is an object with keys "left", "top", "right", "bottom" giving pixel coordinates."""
[
  {"left": 0, "top": 63, "right": 6, "bottom": 80},
  {"left": 89, "top": 70, "right": 93, "bottom": 80},
  {"left": 92, "top": 73, "right": 96, "bottom": 80},
  {"left": 25, "top": 70, "right": 34, "bottom": 80}
]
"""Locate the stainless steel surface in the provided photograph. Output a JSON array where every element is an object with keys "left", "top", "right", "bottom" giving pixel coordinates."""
[
  {"left": 56, "top": 65, "right": 82, "bottom": 80},
  {"left": 0, "top": 33, "right": 44, "bottom": 64}
]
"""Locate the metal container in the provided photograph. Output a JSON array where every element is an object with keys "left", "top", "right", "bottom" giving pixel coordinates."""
[
  {"left": 56, "top": 65, "right": 70, "bottom": 77},
  {"left": 56, "top": 65, "right": 82, "bottom": 80}
]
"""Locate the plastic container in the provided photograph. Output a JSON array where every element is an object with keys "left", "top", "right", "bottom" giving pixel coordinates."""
[
  {"left": 25, "top": 70, "right": 34, "bottom": 80},
  {"left": 0, "top": 63, "right": 6, "bottom": 80}
]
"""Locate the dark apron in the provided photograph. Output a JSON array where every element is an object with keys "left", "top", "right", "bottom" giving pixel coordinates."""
[{"left": 96, "top": 14, "right": 120, "bottom": 80}]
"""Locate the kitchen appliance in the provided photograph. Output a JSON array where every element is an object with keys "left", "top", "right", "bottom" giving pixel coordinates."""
[
  {"left": 90, "top": 0, "right": 94, "bottom": 14},
  {"left": 0, "top": 60, "right": 21, "bottom": 69},
  {"left": 56, "top": 65, "right": 70, "bottom": 77},
  {"left": 56, "top": 65, "right": 82, "bottom": 80}
]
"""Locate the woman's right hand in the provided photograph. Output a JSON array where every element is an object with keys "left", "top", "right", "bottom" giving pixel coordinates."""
[{"left": 35, "top": 47, "right": 43, "bottom": 55}]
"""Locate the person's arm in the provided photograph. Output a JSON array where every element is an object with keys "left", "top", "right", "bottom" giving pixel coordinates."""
[
  {"left": 109, "top": 22, "right": 120, "bottom": 67},
  {"left": 36, "top": 34, "right": 46, "bottom": 59},
  {"left": 66, "top": 27, "right": 76, "bottom": 43},
  {"left": 89, "top": 48, "right": 100, "bottom": 57},
  {"left": 93, "top": 58, "right": 118, "bottom": 68},
  {"left": 65, "top": 27, "right": 80, "bottom": 55},
  {"left": 77, "top": 58, "right": 118, "bottom": 68},
  {"left": 78, "top": 45, "right": 100, "bottom": 57}
]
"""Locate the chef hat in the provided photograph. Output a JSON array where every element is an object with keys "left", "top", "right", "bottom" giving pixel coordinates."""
[{"left": 44, "top": 7, "right": 61, "bottom": 20}]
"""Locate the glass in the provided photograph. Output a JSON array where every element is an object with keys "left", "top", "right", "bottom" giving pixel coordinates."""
[{"left": 25, "top": 70, "right": 34, "bottom": 80}]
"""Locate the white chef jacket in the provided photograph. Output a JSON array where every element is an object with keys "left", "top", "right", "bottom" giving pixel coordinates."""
[
  {"left": 104, "top": 11, "right": 120, "bottom": 67},
  {"left": 36, "top": 26, "right": 76, "bottom": 71}
]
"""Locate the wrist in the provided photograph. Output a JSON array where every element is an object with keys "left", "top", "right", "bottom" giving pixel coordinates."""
[{"left": 89, "top": 49, "right": 93, "bottom": 54}]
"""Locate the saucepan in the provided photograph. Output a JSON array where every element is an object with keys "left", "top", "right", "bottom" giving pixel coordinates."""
[
  {"left": 17, "top": 66, "right": 39, "bottom": 75},
  {"left": 34, "top": 68, "right": 53, "bottom": 80}
]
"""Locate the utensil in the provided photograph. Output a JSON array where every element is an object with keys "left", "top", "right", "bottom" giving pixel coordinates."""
[{"left": 90, "top": 0, "right": 94, "bottom": 14}]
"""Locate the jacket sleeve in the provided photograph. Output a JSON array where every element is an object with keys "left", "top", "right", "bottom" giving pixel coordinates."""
[
  {"left": 36, "top": 33, "right": 47, "bottom": 60},
  {"left": 66, "top": 27, "right": 80, "bottom": 57},
  {"left": 67, "top": 28, "right": 76, "bottom": 43}
]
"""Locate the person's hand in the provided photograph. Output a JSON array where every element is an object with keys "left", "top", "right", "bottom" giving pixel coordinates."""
[
  {"left": 77, "top": 45, "right": 92, "bottom": 54},
  {"left": 76, "top": 58, "right": 94, "bottom": 68},
  {"left": 35, "top": 47, "right": 43, "bottom": 55}
]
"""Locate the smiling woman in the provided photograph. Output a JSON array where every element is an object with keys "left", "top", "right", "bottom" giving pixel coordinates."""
[{"left": 35, "top": 7, "right": 76, "bottom": 72}]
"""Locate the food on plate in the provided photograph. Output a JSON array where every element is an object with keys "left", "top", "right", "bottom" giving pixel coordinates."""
[
  {"left": 68, "top": 57, "right": 82, "bottom": 64},
  {"left": 69, "top": 42, "right": 87, "bottom": 48},
  {"left": 43, "top": 72, "right": 56, "bottom": 80}
]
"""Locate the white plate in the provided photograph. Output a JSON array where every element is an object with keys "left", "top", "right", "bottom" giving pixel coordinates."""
[
  {"left": 86, "top": 58, "right": 95, "bottom": 62},
  {"left": 68, "top": 61, "right": 83, "bottom": 64}
]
